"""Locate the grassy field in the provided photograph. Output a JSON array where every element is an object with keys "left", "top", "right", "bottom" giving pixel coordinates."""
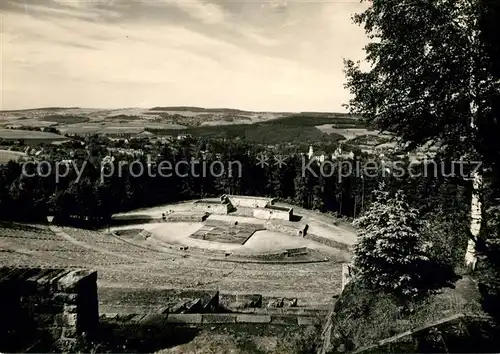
[
  {"left": 0, "top": 149, "right": 26, "bottom": 163},
  {"left": 39, "top": 114, "right": 90, "bottom": 124},
  {"left": 0, "top": 128, "right": 68, "bottom": 141},
  {"left": 57, "top": 122, "right": 186, "bottom": 135}
]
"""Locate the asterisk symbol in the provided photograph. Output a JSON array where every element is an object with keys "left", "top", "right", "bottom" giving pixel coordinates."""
[
  {"left": 256, "top": 153, "right": 269, "bottom": 168},
  {"left": 274, "top": 155, "right": 287, "bottom": 168}
]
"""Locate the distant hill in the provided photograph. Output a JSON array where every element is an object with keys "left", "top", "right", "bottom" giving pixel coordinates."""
[
  {"left": 0, "top": 107, "right": 80, "bottom": 113},
  {"left": 298, "top": 112, "right": 354, "bottom": 117}
]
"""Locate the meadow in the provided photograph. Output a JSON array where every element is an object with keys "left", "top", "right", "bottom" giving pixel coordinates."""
[
  {"left": 0, "top": 129, "right": 68, "bottom": 141},
  {"left": 0, "top": 149, "right": 26, "bottom": 164}
]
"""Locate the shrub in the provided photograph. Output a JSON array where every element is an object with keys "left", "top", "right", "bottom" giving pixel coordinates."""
[
  {"left": 352, "top": 185, "right": 432, "bottom": 302},
  {"left": 421, "top": 211, "right": 469, "bottom": 269}
]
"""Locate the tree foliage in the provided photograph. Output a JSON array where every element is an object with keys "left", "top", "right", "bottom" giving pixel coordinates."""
[
  {"left": 352, "top": 185, "right": 432, "bottom": 300},
  {"left": 344, "top": 0, "right": 497, "bottom": 159}
]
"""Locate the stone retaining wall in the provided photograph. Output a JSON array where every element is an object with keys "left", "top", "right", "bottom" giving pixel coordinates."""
[
  {"left": 0, "top": 267, "right": 98, "bottom": 352},
  {"left": 101, "top": 312, "right": 316, "bottom": 326},
  {"left": 253, "top": 208, "right": 291, "bottom": 221},
  {"left": 111, "top": 214, "right": 160, "bottom": 225},
  {"left": 192, "top": 202, "right": 231, "bottom": 215},
  {"left": 227, "top": 195, "right": 274, "bottom": 208},
  {"left": 231, "top": 206, "right": 255, "bottom": 217},
  {"left": 305, "top": 233, "right": 350, "bottom": 251},
  {"left": 166, "top": 212, "right": 209, "bottom": 222},
  {"left": 265, "top": 220, "right": 308, "bottom": 237}
]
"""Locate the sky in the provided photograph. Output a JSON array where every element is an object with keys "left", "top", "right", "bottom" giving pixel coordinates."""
[{"left": 1, "top": 0, "right": 369, "bottom": 112}]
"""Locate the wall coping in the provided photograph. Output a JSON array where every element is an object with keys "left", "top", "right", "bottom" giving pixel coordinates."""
[{"left": 100, "top": 312, "right": 316, "bottom": 326}]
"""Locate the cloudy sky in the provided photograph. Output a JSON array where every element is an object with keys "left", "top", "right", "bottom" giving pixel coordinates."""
[{"left": 1, "top": 0, "right": 368, "bottom": 112}]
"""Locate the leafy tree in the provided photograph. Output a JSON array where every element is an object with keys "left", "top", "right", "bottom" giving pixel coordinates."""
[
  {"left": 352, "top": 185, "right": 431, "bottom": 301},
  {"left": 476, "top": 0, "right": 500, "bottom": 171},
  {"left": 344, "top": 0, "right": 496, "bottom": 158}
]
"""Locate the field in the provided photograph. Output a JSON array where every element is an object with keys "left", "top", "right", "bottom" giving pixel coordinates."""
[
  {"left": 0, "top": 149, "right": 27, "bottom": 163},
  {"left": 0, "top": 128, "right": 68, "bottom": 142},
  {"left": 0, "top": 107, "right": 380, "bottom": 144}
]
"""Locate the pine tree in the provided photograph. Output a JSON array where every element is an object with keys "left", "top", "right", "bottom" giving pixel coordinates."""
[{"left": 352, "top": 185, "right": 431, "bottom": 300}]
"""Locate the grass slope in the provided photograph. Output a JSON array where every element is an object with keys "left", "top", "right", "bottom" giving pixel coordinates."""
[
  {"left": 38, "top": 115, "right": 90, "bottom": 124},
  {"left": 0, "top": 129, "right": 67, "bottom": 141},
  {"left": 0, "top": 150, "right": 26, "bottom": 164}
]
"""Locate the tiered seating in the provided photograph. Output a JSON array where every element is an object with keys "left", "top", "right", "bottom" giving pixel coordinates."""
[{"left": 60, "top": 227, "right": 176, "bottom": 263}]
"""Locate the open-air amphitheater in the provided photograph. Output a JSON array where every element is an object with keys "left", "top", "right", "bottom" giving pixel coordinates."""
[{"left": 0, "top": 195, "right": 357, "bottom": 352}]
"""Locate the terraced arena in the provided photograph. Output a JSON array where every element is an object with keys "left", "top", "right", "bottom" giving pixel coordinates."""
[
  {"left": 0, "top": 197, "right": 356, "bottom": 316},
  {"left": 189, "top": 223, "right": 265, "bottom": 244}
]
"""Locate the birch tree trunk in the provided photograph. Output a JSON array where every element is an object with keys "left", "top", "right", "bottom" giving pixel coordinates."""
[
  {"left": 465, "top": 171, "right": 482, "bottom": 270},
  {"left": 463, "top": 0, "right": 481, "bottom": 270}
]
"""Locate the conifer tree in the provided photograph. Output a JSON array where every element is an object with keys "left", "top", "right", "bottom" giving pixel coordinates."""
[{"left": 352, "top": 185, "right": 431, "bottom": 300}]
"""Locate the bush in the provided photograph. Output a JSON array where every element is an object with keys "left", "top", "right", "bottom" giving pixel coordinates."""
[
  {"left": 352, "top": 186, "right": 432, "bottom": 302},
  {"left": 422, "top": 212, "right": 469, "bottom": 269},
  {"left": 276, "top": 315, "right": 324, "bottom": 354}
]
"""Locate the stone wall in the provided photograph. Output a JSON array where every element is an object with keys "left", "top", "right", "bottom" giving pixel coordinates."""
[
  {"left": 305, "top": 233, "right": 349, "bottom": 251},
  {"left": 192, "top": 201, "right": 230, "bottom": 215},
  {"left": 265, "top": 220, "right": 308, "bottom": 237},
  {"left": 227, "top": 195, "right": 273, "bottom": 208},
  {"left": 0, "top": 267, "right": 98, "bottom": 352},
  {"left": 166, "top": 212, "right": 209, "bottom": 222},
  {"left": 253, "top": 206, "right": 292, "bottom": 221},
  {"left": 231, "top": 206, "right": 255, "bottom": 217},
  {"left": 111, "top": 214, "right": 159, "bottom": 225}
]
